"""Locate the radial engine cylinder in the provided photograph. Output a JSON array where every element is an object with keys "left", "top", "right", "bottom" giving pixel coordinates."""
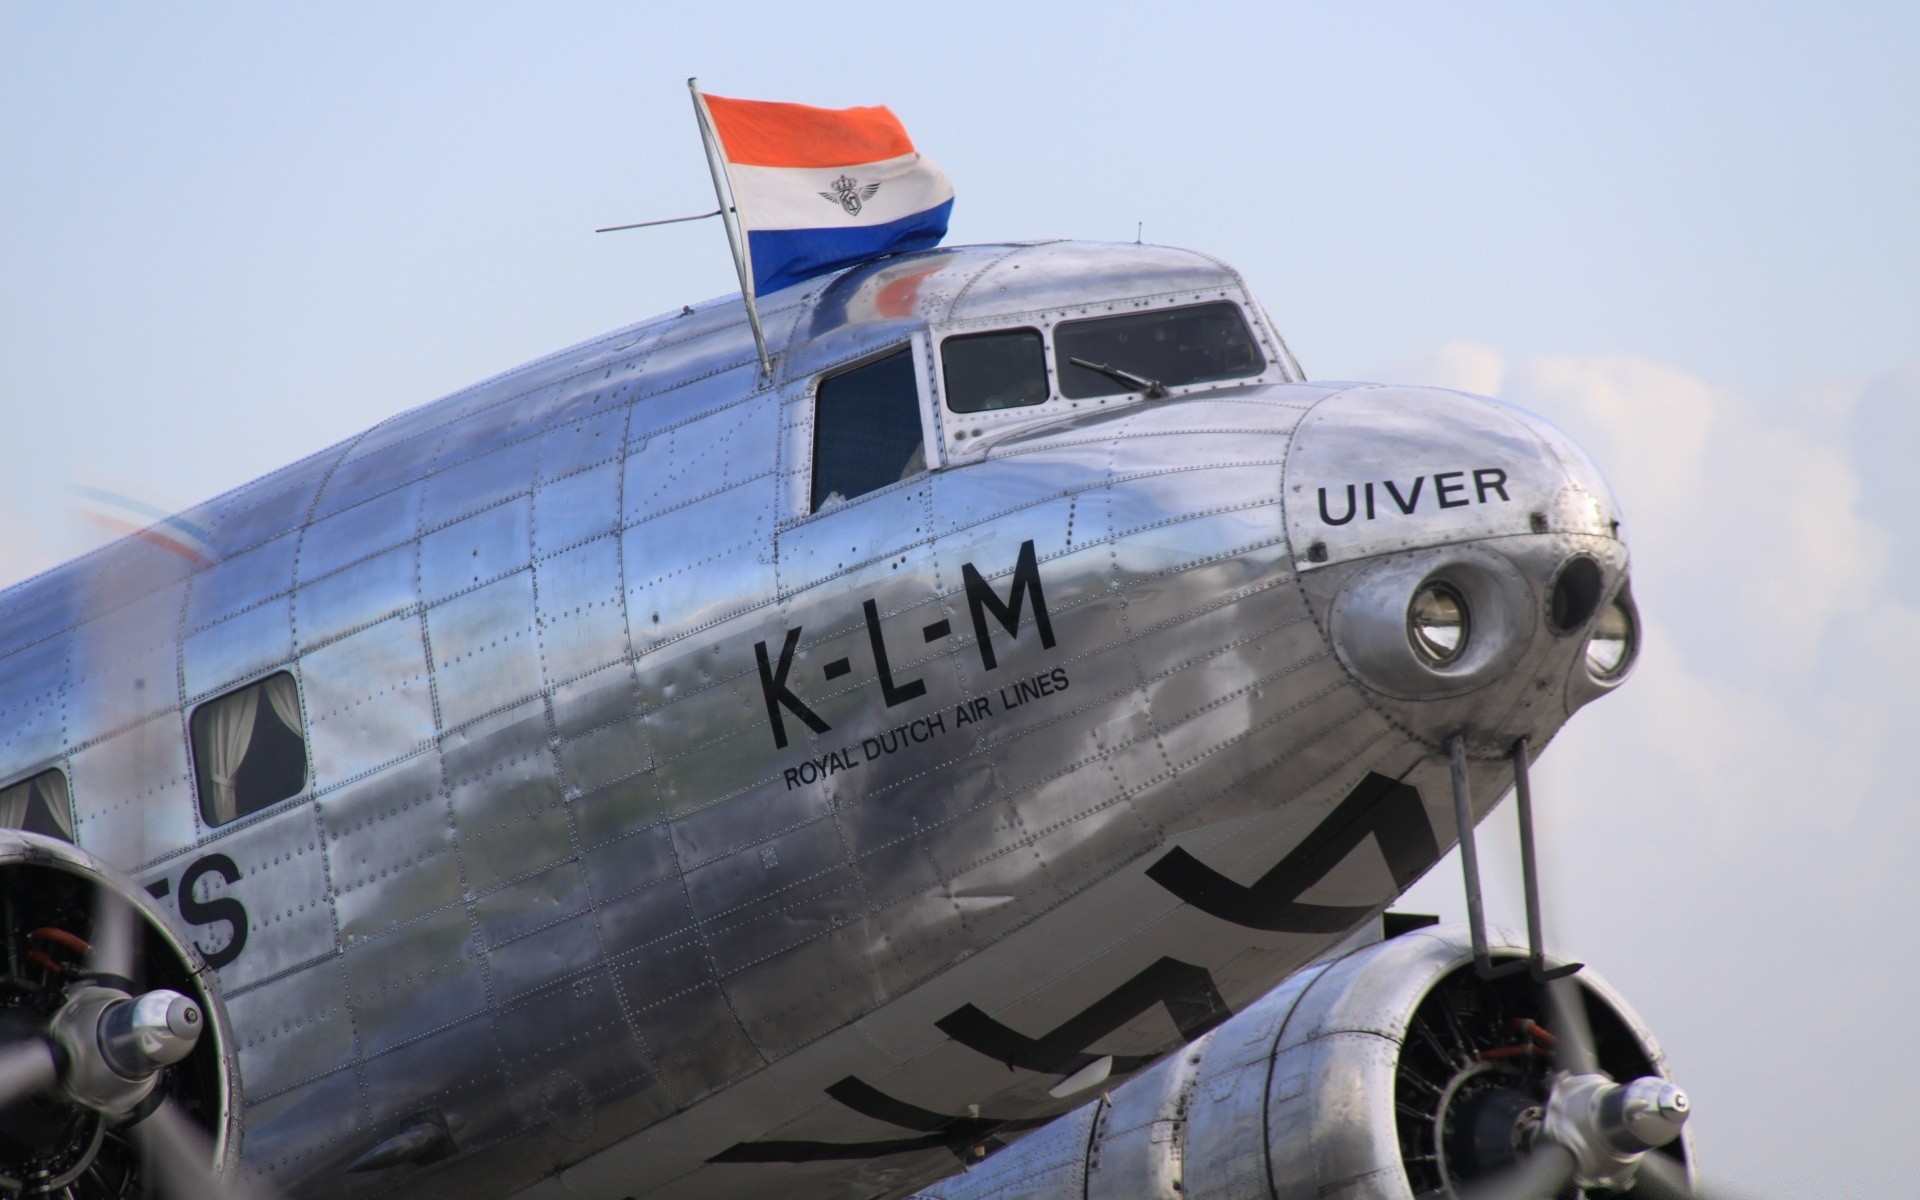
[{"left": 908, "top": 923, "right": 1691, "bottom": 1200}]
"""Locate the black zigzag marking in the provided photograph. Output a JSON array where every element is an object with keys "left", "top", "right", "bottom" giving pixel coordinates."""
[
  {"left": 1146, "top": 772, "right": 1438, "bottom": 932},
  {"left": 708, "top": 1076, "right": 1050, "bottom": 1164},
  {"left": 712, "top": 774, "right": 1426, "bottom": 1165},
  {"left": 935, "top": 956, "right": 1230, "bottom": 1076}
]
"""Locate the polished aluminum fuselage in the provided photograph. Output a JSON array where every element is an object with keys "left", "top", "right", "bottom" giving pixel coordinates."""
[{"left": 0, "top": 241, "right": 1627, "bottom": 1199}]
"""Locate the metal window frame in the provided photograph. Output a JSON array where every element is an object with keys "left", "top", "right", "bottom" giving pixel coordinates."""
[
  {"left": 187, "top": 669, "right": 311, "bottom": 830},
  {"left": 0, "top": 764, "right": 74, "bottom": 841},
  {"left": 801, "top": 340, "right": 936, "bottom": 520},
  {"left": 926, "top": 291, "right": 1281, "bottom": 468}
]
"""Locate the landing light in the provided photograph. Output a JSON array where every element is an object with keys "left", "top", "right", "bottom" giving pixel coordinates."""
[
  {"left": 1584, "top": 596, "right": 1634, "bottom": 679},
  {"left": 1407, "top": 584, "right": 1469, "bottom": 666}
]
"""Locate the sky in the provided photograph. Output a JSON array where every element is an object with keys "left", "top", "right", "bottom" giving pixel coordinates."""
[{"left": 4, "top": 4, "right": 1917, "bottom": 1195}]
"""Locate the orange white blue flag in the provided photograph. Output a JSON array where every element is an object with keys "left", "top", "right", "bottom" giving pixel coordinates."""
[{"left": 698, "top": 93, "right": 953, "bottom": 295}]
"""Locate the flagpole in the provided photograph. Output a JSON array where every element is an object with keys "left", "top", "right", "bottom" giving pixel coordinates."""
[{"left": 688, "top": 77, "right": 773, "bottom": 379}]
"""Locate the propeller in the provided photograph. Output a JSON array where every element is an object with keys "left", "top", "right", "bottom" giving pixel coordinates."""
[
  {"left": 1459, "top": 1140, "right": 1576, "bottom": 1200},
  {"left": 1453, "top": 1003, "right": 1690, "bottom": 1199},
  {"left": 0, "top": 1036, "right": 58, "bottom": 1110},
  {"left": 132, "top": 1096, "right": 267, "bottom": 1200},
  {"left": 0, "top": 875, "right": 272, "bottom": 1200},
  {"left": 1634, "top": 1149, "right": 1759, "bottom": 1200},
  {"left": 1541, "top": 975, "right": 1597, "bottom": 1077},
  {"left": 85, "top": 886, "right": 139, "bottom": 987},
  {"left": 1449, "top": 745, "right": 1757, "bottom": 1200}
]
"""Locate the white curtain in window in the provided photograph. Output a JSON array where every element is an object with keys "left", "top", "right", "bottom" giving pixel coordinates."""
[
  {"left": 260, "top": 673, "right": 307, "bottom": 791},
  {"left": 200, "top": 686, "right": 259, "bottom": 826},
  {"left": 261, "top": 674, "right": 301, "bottom": 735},
  {"left": 35, "top": 773, "right": 74, "bottom": 839},
  {"left": 0, "top": 779, "right": 28, "bottom": 828}
]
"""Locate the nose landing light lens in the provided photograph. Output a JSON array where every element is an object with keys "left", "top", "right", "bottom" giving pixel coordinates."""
[
  {"left": 1585, "top": 597, "right": 1634, "bottom": 678},
  {"left": 1408, "top": 584, "right": 1469, "bottom": 666}
]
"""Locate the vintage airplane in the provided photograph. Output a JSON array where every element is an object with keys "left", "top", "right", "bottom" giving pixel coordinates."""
[{"left": 0, "top": 237, "right": 1705, "bottom": 1200}]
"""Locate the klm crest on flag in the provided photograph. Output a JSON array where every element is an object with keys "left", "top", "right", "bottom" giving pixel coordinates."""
[{"left": 821, "top": 175, "right": 882, "bottom": 216}]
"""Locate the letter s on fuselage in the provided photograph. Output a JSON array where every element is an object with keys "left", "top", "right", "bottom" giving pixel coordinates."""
[{"left": 0, "top": 240, "right": 1629, "bottom": 1198}]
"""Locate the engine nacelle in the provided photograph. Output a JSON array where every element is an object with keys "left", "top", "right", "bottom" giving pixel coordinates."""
[
  {"left": 0, "top": 830, "right": 240, "bottom": 1191},
  {"left": 909, "top": 923, "right": 1691, "bottom": 1200}
]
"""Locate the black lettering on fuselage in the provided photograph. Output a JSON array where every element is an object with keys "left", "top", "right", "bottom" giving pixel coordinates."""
[
  {"left": 1385, "top": 476, "right": 1424, "bottom": 514},
  {"left": 755, "top": 627, "right": 832, "bottom": 749},
  {"left": 962, "top": 539, "right": 1056, "bottom": 671},
  {"left": 997, "top": 666, "right": 1070, "bottom": 711},
  {"left": 860, "top": 713, "right": 946, "bottom": 762},
  {"left": 1318, "top": 485, "right": 1357, "bottom": 525},
  {"left": 755, "top": 539, "right": 1060, "bottom": 751},
  {"left": 1315, "top": 468, "right": 1514, "bottom": 526},
  {"left": 178, "top": 853, "right": 248, "bottom": 970},
  {"left": 863, "top": 599, "right": 927, "bottom": 707}
]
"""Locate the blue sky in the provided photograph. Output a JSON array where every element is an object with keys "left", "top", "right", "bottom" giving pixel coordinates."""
[{"left": 5, "top": 5, "right": 1917, "bottom": 1194}]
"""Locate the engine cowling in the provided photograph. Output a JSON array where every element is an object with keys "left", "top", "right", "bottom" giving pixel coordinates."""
[
  {"left": 908, "top": 923, "right": 1692, "bottom": 1200},
  {"left": 0, "top": 830, "right": 240, "bottom": 1195}
]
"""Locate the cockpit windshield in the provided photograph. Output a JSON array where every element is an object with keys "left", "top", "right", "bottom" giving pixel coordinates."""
[
  {"left": 943, "top": 328, "right": 1049, "bottom": 413},
  {"left": 1054, "top": 301, "right": 1264, "bottom": 399}
]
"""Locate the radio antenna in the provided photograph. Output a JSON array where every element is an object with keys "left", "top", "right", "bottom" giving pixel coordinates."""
[{"left": 595, "top": 208, "right": 724, "bottom": 234}]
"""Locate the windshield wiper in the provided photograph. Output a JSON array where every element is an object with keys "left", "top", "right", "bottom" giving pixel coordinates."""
[{"left": 1068, "top": 357, "right": 1169, "bottom": 399}]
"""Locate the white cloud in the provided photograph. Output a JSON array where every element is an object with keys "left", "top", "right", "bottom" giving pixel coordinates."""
[
  {"left": 1474, "top": 347, "right": 1914, "bottom": 824},
  {"left": 1507, "top": 352, "right": 1887, "bottom": 672},
  {"left": 1375, "top": 340, "right": 1508, "bottom": 397}
]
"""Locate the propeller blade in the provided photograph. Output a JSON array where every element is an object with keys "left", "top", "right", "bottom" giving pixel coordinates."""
[
  {"left": 1633, "top": 1149, "right": 1763, "bottom": 1200},
  {"left": 1631, "top": 1152, "right": 1696, "bottom": 1198},
  {"left": 0, "top": 1037, "right": 58, "bottom": 1110},
  {"left": 1457, "top": 1140, "right": 1578, "bottom": 1200},
  {"left": 87, "top": 885, "right": 139, "bottom": 985},
  {"left": 1543, "top": 973, "right": 1599, "bottom": 1077},
  {"left": 130, "top": 1096, "right": 277, "bottom": 1200}
]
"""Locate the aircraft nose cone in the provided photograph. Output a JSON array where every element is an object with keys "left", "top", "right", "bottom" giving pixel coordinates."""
[
  {"left": 1283, "top": 384, "right": 1622, "bottom": 567},
  {"left": 1282, "top": 384, "right": 1634, "bottom": 744}
]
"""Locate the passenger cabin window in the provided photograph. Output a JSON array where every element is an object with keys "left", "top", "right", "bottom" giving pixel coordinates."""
[
  {"left": 1055, "top": 301, "right": 1265, "bottom": 400},
  {"left": 812, "top": 348, "right": 926, "bottom": 512},
  {"left": 942, "top": 328, "right": 1048, "bottom": 413},
  {"left": 192, "top": 672, "right": 307, "bottom": 827},
  {"left": 0, "top": 769, "right": 74, "bottom": 842}
]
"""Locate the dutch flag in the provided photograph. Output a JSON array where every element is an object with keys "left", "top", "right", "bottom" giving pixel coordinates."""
[{"left": 698, "top": 92, "right": 954, "bottom": 296}]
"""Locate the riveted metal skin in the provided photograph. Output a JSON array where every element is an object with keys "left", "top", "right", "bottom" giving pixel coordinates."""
[
  {"left": 904, "top": 925, "right": 1689, "bottom": 1200},
  {"left": 1083, "top": 1040, "right": 1201, "bottom": 1200},
  {"left": 0, "top": 241, "right": 1635, "bottom": 1200}
]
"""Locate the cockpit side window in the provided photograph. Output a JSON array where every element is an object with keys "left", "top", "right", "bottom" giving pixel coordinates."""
[
  {"left": 812, "top": 348, "right": 927, "bottom": 513},
  {"left": 192, "top": 671, "right": 308, "bottom": 827},
  {"left": 1055, "top": 301, "right": 1265, "bottom": 399},
  {"left": 942, "top": 328, "right": 1048, "bottom": 413},
  {"left": 0, "top": 769, "right": 73, "bottom": 842}
]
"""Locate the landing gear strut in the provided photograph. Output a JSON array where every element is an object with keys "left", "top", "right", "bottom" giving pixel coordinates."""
[{"left": 1446, "top": 735, "right": 1580, "bottom": 984}]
